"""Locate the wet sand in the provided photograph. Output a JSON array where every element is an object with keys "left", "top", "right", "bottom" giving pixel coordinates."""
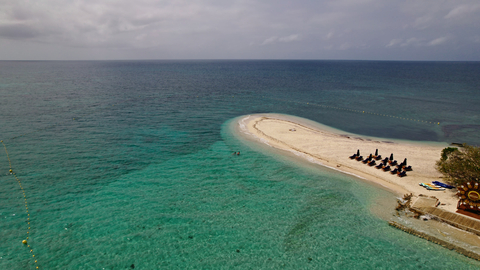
[
  {"left": 237, "top": 113, "right": 459, "bottom": 212},
  {"left": 235, "top": 113, "right": 480, "bottom": 258}
]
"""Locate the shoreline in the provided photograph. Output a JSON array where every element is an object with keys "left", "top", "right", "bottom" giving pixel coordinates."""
[
  {"left": 236, "top": 113, "right": 458, "bottom": 212},
  {"left": 235, "top": 113, "right": 480, "bottom": 258}
]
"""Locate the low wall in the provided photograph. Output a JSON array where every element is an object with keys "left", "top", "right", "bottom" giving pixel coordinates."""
[
  {"left": 389, "top": 221, "right": 480, "bottom": 261},
  {"left": 412, "top": 206, "right": 480, "bottom": 236}
]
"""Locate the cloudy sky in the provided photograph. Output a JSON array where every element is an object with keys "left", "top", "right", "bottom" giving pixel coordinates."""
[{"left": 1, "top": 0, "right": 479, "bottom": 60}]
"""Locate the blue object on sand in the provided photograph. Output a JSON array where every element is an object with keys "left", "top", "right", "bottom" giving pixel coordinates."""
[{"left": 432, "top": 181, "right": 455, "bottom": 189}]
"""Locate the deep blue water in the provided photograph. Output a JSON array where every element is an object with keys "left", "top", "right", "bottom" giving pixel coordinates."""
[{"left": 1, "top": 60, "right": 479, "bottom": 269}]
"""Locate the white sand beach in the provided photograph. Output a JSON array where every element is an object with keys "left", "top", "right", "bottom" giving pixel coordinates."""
[{"left": 237, "top": 113, "right": 460, "bottom": 212}]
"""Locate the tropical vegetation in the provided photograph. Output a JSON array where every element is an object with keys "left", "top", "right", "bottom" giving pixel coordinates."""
[{"left": 436, "top": 144, "right": 480, "bottom": 186}]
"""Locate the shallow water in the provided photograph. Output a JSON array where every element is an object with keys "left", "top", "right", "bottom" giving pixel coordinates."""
[{"left": 1, "top": 60, "right": 480, "bottom": 269}]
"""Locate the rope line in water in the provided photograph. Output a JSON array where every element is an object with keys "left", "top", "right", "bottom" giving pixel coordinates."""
[
  {"left": 1, "top": 140, "right": 39, "bottom": 269},
  {"left": 0, "top": 91, "right": 441, "bottom": 269},
  {"left": 264, "top": 96, "right": 441, "bottom": 125}
]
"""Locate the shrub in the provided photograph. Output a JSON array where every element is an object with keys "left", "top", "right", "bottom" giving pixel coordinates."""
[{"left": 436, "top": 144, "right": 480, "bottom": 186}]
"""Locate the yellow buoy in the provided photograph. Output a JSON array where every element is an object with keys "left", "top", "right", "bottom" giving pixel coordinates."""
[{"left": 22, "top": 240, "right": 27, "bottom": 244}]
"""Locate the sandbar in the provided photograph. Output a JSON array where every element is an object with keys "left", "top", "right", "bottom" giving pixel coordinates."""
[{"left": 237, "top": 113, "right": 459, "bottom": 212}]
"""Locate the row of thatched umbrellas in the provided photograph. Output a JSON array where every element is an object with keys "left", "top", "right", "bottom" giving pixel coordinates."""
[{"left": 349, "top": 149, "right": 412, "bottom": 177}]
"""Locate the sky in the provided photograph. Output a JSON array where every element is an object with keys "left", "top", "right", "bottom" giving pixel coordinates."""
[{"left": 1, "top": 0, "right": 479, "bottom": 61}]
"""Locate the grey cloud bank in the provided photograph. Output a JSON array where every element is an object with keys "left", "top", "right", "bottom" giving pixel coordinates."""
[{"left": 0, "top": 0, "right": 479, "bottom": 61}]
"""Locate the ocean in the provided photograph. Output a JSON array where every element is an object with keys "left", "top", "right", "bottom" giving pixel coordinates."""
[{"left": 1, "top": 60, "right": 479, "bottom": 269}]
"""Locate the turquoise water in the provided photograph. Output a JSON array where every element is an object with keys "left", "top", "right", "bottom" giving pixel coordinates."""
[{"left": 1, "top": 60, "right": 480, "bottom": 269}]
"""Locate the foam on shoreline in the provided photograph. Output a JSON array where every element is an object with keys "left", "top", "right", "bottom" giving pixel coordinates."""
[{"left": 236, "top": 113, "right": 458, "bottom": 212}]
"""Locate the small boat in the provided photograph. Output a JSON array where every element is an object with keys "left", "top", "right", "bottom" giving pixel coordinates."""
[
  {"left": 432, "top": 181, "right": 455, "bottom": 189},
  {"left": 419, "top": 183, "right": 445, "bottom": 191}
]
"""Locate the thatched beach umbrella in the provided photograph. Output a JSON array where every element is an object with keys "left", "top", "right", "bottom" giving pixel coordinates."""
[{"left": 389, "top": 153, "right": 394, "bottom": 160}]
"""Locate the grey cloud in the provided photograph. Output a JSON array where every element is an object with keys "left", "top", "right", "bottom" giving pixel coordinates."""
[
  {"left": 428, "top": 37, "right": 449, "bottom": 46},
  {"left": 444, "top": 4, "right": 480, "bottom": 20},
  {"left": 0, "top": 24, "right": 39, "bottom": 39},
  {"left": 261, "top": 34, "right": 301, "bottom": 45},
  {"left": 0, "top": 0, "right": 479, "bottom": 60},
  {"left": 278, "top": 34, "right": 301, "bottom": 42}
]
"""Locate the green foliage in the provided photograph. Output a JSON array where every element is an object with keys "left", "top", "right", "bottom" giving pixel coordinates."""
[
  {"left": 440, "top": 147, "right": 459, "bottom": 161},
  {"left": 436, "top": 144, "right": 480, "bottom": 186}
]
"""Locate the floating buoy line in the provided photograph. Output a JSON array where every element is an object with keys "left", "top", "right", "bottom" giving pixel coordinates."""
[
  {"left": 1, "top": 96, "right": 154, "bottom": 267},
  {"left": 0, "top": 94, "right": 193, "bottom": 268},
  {"left": 0, "top": 98, "right": 136, "bottom": 269},
  {"left": 0, "top": 92, "right": 441, "bottom": 268},
  {"left": 264, "top": 96, "right": 441, "bottom": 125},
  {"left": 1, "top": 140, "right": 39, "bottom": 269}
]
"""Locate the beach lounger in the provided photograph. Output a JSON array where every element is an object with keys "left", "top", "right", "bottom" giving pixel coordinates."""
[
  {"left": 368, "top": 160, "right": 376, "bottom": 166},
  {"left": 349, "top": 149, "right": 360, "bottom": 159},
  {"left": 382, "top": 165, "right": 391, "bottom": 171},
  {"left": 362, "top": 154, "right": 372, "bottom": 164},
  {"left": 396, "top": 158, "right": 413, "bottom": 171},
  {"left": 355, "top": 155, "right": 363, "bottom": 161},
  {"left": 375, "top": 163, "right": 384, "bottom": 169},
  {"left": 398, "top": 171, "right": 407, "bottom": 177},
  {"left": 373, "top": 149, "right": 382, "bottom": 160},
  {"left": 390, "top": 168, "right": 398, "bottom": 174}
]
